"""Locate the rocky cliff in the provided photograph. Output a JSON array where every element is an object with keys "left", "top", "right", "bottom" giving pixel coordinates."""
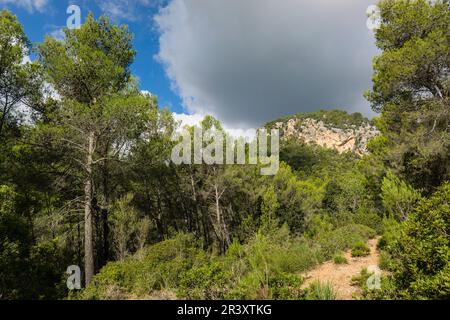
[{"left": 268, "top": 110, "right": 380, "bottom": 156}]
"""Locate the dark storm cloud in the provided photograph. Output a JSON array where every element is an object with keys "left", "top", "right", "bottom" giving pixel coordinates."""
[{"left": 155, "top": 0, "right": 379, "bottom": 128}]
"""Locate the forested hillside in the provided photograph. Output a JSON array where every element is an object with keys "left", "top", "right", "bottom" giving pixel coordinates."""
[{"left": 0, "top": 0, "right": 449, "bottom": 300}]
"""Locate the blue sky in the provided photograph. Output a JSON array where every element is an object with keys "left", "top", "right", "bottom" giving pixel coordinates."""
[
  {"left": 3, "top": 0, "right": 184, "bottom": 114},
  {"left": 1, "top": 0, "right": 379, "bottom": 131}
]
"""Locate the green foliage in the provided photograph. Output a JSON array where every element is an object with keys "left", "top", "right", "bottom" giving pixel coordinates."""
[
  {"left": 0, "top": 185, "right": 68, "bottom": 299},
  {"left": 366, "top": 0, "right": 450, "bottom": 193},
  {"left": 351, "top": 268, "right": 371, "bottom": 289},
  {"left": 109, "top": 194, "right": 139, "bottom": 260},
  {"left": 81, "top": 234, "right": 204, "bottom": 299},
  {"left": 376, "top": 219, "right": 402, "bottom": 252},
  {"left": 333, "top": 254, "right": 348, "bottom": 265},
  {"left": 352, "top": 268, "right": 398, "bottom": 300},
  {"left": 259, "top": 186, "right": 280, "bottom": 234},
  {"left": 304, "top": 281, "right": 337, "bottom": 300},
  {"left": 0, "top": 10, "right": 42, "bottom": 137},
  {"left": 367, "top": 135, "right": 389, "bottom": 157},
  {"left": 267, "top": 272, "right": 304, "bottom": 300},
  {"left": 271, "top": 163, "right": 325, "bottom": 232},
  {"left": 351, "top": 242, "right": 371, "bottom": 258},
  {"left": 379, "top": 183, "right": 450, "bottom": 299},
  {"left": 267, "top": 109, "right": 370, "bottom": 130},
  {"left": 82, "top": 219, "right": 377, "bottom": 300},
  {"left": 279, "top": 139, "right": 357, "bottom": 179},
  {"left": 39, "top": 13, "right": 134, "bottom": 104},
  {"left": 313, "top": 223, "right": 376, "bottom": 260},
  {"left": 323, "top": 170, "right": 371, "bottom": 217},
  {"left": 378, "top": 251, "right": 395, "bottom": 272},
  {"left": 223, "top": 227, "right": 307, "bottom": 300},
  {"left": 381, "top": 171, "right": 421, "bottom": 221},
  {"left": 0, "top": 185, "right": 28, "bottom": 299},
  {"left": 178, "top": 262, "right": 229, "bottom": 300},
  {"left": 1, "top": 0, "right": 448, "bottom": 302}
]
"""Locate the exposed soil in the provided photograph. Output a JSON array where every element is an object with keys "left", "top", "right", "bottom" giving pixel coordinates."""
[{"left": 301, "top": 238, "right": 380, "bottom": 300}]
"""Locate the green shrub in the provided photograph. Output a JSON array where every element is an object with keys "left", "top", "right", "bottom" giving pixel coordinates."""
[
  {"left": 178, "top": 262, "right": 229, "bottom": 300},
  {"left": 272, "top": 239, "right": 323, "bottom": 274},
  {"left": 226, "top": 271, "right": 304, "bottom": 300},
  {"left": 376, "top": 219, "right": 402, "bottom": 251},
  {"left": 81, "top": 260, "right": 137, "bottom": 300},
  {"left": 352, "top": 269, "right": 398, "bottom": 300},
  {"left": 381, "top": 171, "right": 421, "bottom": 221},
  {"left": 351, "top": 242, "right": 370, "bottom": 257},
  {"left": 351, "top": 268, "right": 371, "bottom": 288},
  {"left": 333, "top": 254, "right": 348, "bottom": 264},
  {"left": 378, "top": 251, "right": 395, "bottom": 271},
  {"left": 305, "top": 280, "right": 337, "bottom": 300},
  {"left": 315, "top": 224, "right": 376, "bottom": 259},
  {"left": 81, "top": 222, "right": 376, "bottom": 300},
  {"left": 382, "top": 183, "right": 450, "bottom": 299},
  {"left": 225, "top": 271, "right": 264, "bottom": 300},
  {"left": 353, "top": 209, "right": 383, "bottom": 233},
  {"left": 269, "top": 272, "right": 304, "bottom": 300},
  {"left": 224, "top": 228, "right": 310, "bottom": 300},
  {"left": 81, "top": 234, "right": 203, "bottom": 299}
]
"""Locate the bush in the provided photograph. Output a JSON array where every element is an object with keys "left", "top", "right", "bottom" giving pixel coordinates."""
[
  {"left": 352, "top": 268, "right": 397, "bottom": 300},
  {"left": 269, "top": 272, "right": 304, "bottom": 300},
  {"left": 178, "top": 262, "right": 229, "bottom": 300},
  {"left": 305, "top": 281, "right": 337, "bottom": 300},
  {"left": 381, "top": 183, "right": 450, "bottom": 299},
  {"left": 81, "top": 222, "right": 377, "bottom": 300},
  {"left": 81, "top": 234, "right": 203, "bottom": 299},
  {"left": 351, "top": 242, "right": 370, "bottom": 257},
  {"left": 353, "top": 209, "right": 383, "bottom": 233},
  {"left": 378, "top": 251, "right": 394, "bottom": 271},
  {"left": 381, "top": 171, "right": 421, "bottom": 221},
  {"left": 351, "top": 268, "right": 371, "bottom": 288},
  {"left": 271, "top": 239, "right": 323, "bottom": 274},
  {"left": 315, "top": 224, "right": 376, "bottom": 259},
  {"left": 333, "top": 254, "right": 348, "bottom": 265}
]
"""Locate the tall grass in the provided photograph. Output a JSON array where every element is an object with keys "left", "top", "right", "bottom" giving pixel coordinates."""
[{"left": 305, "top": 280, "right": 337, "bottom": 300}]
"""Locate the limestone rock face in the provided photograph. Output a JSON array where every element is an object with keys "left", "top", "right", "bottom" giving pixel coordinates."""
[{"left": 273, "top": 118, "right": 380, "bottom": 156}]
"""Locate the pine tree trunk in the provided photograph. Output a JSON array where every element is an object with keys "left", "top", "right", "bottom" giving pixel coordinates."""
[
  {"left": 84, "top": 130, "right": 95, "bottom": 286},
  {"left": 214, "top": 184, "right": 224, "bottom": 251},
  {"left": 100, "top": 143, "right": 110, "bottom": 268}
]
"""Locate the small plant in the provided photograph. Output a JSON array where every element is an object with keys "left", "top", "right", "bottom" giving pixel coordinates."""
[
  {"left": 378, "top": 251, "right": 395, "bottom": 271},
  {"left": 351, "top": 268, "right": 371, "bottom": 288},
  {"left": 351, "top": 242, "right": 370, "bottom": 257},
  {"left": 305, "top": 280, "right": 337, "bottom": 300},
  {"left": 333, "top": 254, "right": 348, "bottom": 264},
  {"left": 178, "top": 262, "right": 229, "bottom": 299},
  {"left": 269, "top": 272, "right": 304, "bottom": 300}
]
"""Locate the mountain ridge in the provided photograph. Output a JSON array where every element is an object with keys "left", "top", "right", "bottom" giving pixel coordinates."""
[{"left": 266, "top": 110, "right": 380, "bottom": 156}]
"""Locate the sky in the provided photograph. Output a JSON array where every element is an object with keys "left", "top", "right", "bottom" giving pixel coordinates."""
[{"left": 0, "top": 0, "right": 380, "bottom": 132}]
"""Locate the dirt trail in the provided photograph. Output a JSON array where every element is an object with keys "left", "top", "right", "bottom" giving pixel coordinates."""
[{"left": 301, "top": 238, "right": 380, "bottom": 300}]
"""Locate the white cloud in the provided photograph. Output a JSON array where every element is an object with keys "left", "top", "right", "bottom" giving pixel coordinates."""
[
  {"left": 141, "top": 90, "right": 153, "bottom": 97},
  {"left": 173, "top": 112, "right": 256, "bottom": 139},
  {"left": 95, "top": 0, "right": 162, "bottom": 21},
  {"left": 21, "top": 55, "right": 31, "bottom": 64},
  {"left": 155, "top": 0, "right": 379, "bottom": 129},
  {"left": 173, "top": 112, "right": 204, "bottom": 128},
  {"left": 0, "top": 0, "right": 49, "bottom": 12},
  {"left": 49, "top": 28, "right": 65, "bottom": 41}
]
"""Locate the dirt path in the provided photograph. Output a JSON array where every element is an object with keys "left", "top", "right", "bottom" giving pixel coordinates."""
[{"left": 301, "top": 238, "right": 380, "bottom": 300}]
